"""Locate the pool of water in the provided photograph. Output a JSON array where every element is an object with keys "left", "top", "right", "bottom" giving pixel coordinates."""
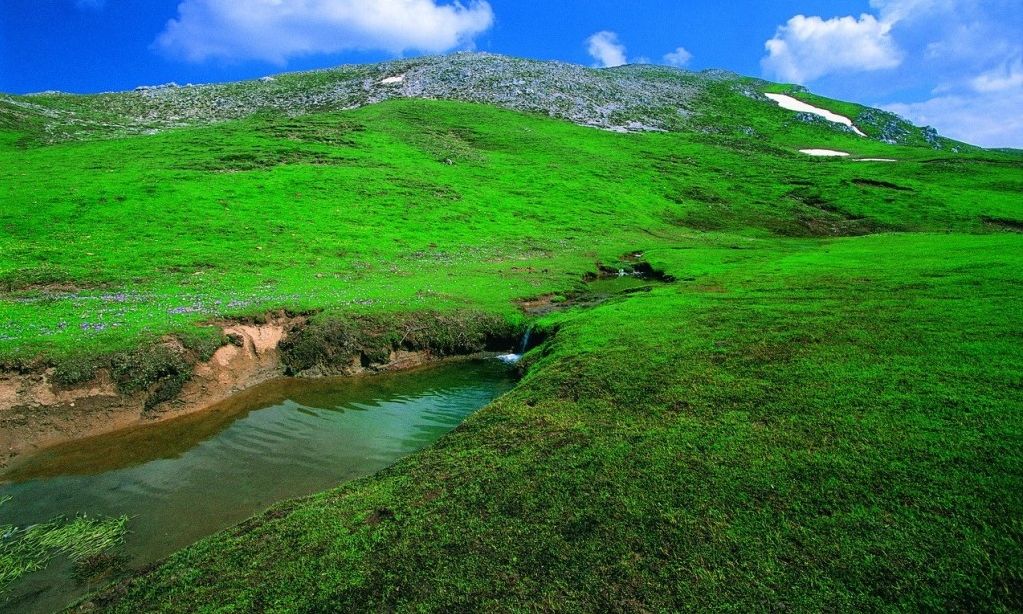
[{"left": 0, "top": 359, "right": 516, "bottom": 613}]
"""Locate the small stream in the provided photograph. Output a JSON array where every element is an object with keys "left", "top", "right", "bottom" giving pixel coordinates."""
[{"left": 0, "top": 359, "right": 516, "bottom": 613}]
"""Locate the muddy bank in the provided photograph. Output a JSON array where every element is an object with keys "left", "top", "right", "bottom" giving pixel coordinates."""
[
  {"left": 0, "top": 311, "right": 519, "bottom": 470},
  {"left": 0, "top": 316, "right": 295, "bottom": 469}
]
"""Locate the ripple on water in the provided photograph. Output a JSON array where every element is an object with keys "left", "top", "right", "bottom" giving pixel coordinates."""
[{"left": 0, "top": 359, "right": 517, "bottom": 614}]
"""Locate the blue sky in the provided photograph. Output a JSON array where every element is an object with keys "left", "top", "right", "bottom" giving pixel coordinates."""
[{"left": 1, "top": 0, "right": 1020, "bottom": 147}]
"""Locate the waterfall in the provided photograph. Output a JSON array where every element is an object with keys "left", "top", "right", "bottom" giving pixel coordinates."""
[
  {"left": 497, "top": 325, "right": 534, "bottom": 365},
  {"left": 519, "top": 325, "right": 533, "bottom": 354}
]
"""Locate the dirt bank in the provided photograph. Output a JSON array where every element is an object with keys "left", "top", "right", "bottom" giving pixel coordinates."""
[{"left": 0, "top": 314, "right": 483, "bottom": 471}]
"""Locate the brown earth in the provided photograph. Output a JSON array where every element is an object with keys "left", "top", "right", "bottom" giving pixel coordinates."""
[{"left": 0, "top": 315, "right": 442, "bottom": 471}]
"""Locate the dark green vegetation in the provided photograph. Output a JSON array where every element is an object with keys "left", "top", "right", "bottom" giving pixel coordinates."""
[
  {"left": 280, "top": 310, "right": 516, "bottom": 375},
  {"left": 1, "top": 55, "right": 1021, "bottom": 610}
]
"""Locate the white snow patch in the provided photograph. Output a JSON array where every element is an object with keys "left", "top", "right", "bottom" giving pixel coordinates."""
[
  {"left": 765, "top": 93, "right": 867, "bottom": 137},
  {"left": 800, "top": 149, "right": 850, "bottom": 157},
  {"left": 380, "top": 74, "right": 405, "bottom": 85},
  {"left": 855, "top": 158, "right": 897, "bottom": 162}
]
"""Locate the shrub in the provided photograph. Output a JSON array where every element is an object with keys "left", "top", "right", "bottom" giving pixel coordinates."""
[{"left": 51, "top": 355, "right": 101, "bottom": 388}]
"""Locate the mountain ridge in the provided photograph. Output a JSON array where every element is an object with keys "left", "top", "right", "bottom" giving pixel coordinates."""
[{"left": 1, "top": 52, "right": 958, "bottom": 150}]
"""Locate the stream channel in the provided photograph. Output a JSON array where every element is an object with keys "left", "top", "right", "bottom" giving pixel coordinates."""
[{"left": 0, "top": 359, "right": 517, "bottom": 613}]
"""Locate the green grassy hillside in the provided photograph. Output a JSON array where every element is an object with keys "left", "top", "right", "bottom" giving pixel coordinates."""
[
  {"left": 84, "top": 233, "right": 1023, "bottom": 612},
  {"left": 1, "top": 97, "right": 1016, "bottom": 366},
  {"left": 1, "top": 56, "right": 1021, "bottom": 610}
]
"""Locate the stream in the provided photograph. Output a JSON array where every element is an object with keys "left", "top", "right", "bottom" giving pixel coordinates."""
[{"left": 0, "top": 359, "right": 516, "bottom": 613}]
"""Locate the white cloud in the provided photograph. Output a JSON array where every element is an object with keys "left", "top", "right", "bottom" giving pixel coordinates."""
[
  {"left": 663, "top": 47, "right": 693, "bottom": 68},
  {"left": 585, "top": 35, "right": 694, "bottom": 70},
  {"left": 970, "top": 55, "right": 1023, "bottom": 92},
  {"left": 867, "top": 0, "right": 966, "bottom": 25},
  {"left": 155, "top": 0, "right": 495, "bottom": 64},
  {"left": 889, "top": 52, "right": 1023, "bottom": 147},
  {"left": 586, "top": 31, "right": 627, "bottom": 68},
  {"left": 924, "top": 26, "right": 1014, "bottom": 64},
  {"left": 762, "top": 14, "right": 902, "bottom": 83},
  {"left": 883, "top": 88, "right": 1023, "bottom": 148}
]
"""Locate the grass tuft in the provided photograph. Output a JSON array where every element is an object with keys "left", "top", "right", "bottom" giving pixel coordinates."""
[{"left": 0, "top": 497, "right": 127, "bottom": 597}]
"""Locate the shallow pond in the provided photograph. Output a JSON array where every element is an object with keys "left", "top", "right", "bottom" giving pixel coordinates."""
[{"left": 0, "top": 359, "right": 516, "bottom": 613}]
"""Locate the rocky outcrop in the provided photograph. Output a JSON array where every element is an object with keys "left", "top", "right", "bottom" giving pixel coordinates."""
[
  {"left": 5, "top": 52, "right": 952, "bottom": 147},
  {"left": 2, "top": 54, "right": 782, "bottom": 143}
]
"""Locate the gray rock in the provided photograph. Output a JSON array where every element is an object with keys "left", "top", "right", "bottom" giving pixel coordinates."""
[{"left": 4, "top": 52, "right": 948, "bottom": 146}]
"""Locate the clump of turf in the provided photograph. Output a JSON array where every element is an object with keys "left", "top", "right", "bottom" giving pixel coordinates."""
[
  {"left": 48, "top": 328, "right": 224, "bottom": 406},
  {"left": 46, "top": 327, "right": 224, "bottom": 410},
  {"left": 51, "top": 355, "right": 103, "bottom": 388},
  {"left": 280, "top": 310, "right": 518, "bottom": 375},
  {"left": 110, "top": 344, "right": 193, "bottom": 411},
  {"left": 177, "top": 328, "right": 230, "bottom": 362}
]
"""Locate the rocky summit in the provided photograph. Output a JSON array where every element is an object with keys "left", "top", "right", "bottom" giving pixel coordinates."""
[{"left": 3, "top": 53, "right": 943, "bottom": 148}]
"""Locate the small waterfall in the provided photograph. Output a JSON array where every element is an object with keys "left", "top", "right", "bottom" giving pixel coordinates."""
[
  {"left": 518, "top": 325, "right": 533, "bottom": 354},
  {"left": 497, "top": 325, "right": 534, "bottom": 365}
]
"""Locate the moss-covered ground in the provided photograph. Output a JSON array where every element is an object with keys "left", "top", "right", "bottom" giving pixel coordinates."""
[{"left": 1, "top": 84, "right": 1021, "bottom": 610}]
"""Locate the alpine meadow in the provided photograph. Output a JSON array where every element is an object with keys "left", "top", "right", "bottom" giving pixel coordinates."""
[{"left": 0, "top": 49, "right": 1021, "bottom": 612}]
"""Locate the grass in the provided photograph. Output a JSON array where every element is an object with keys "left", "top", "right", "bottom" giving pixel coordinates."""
[
  {"left": 0, "top": 497, "right": 127, "bottom": 597},
  {"left": 82, "top": 232, "right": 1023, "bottom": 612},
  {"left": 1, "top": 98, "right": 1017, "bottom": 366},
  {"left": 279, "top": 310, "right": 517, "bottom": 375},
  {"left": 0, "top": 68, "right": 1021, "bottom": 610}
]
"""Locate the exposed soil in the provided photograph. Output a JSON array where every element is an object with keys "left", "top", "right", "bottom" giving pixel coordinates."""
[
  {"left": 516, "top": 294, "right": 560, "bottom": 316},
  {"left": 0, "top": 314, "right": 455, "bottom": 471},
  {"left": 981, "top": 216, "right": 1023, "bottom": 232},
  {"left": 516, "top": 258, "right": 675, "bottom": 317},
  {"left": 851, "top": 178, "right": 913, "bottom": 191}
]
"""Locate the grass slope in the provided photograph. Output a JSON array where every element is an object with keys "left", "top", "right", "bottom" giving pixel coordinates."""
[
  {"left": 1, "top": 99, "right": 1016, "bottom": 364},
  {"left": 0, "top": 71, "right": 1021, "bottom": 610},
  {"left": 86, "top": 234, "right": 1023, "bottom": 612}
]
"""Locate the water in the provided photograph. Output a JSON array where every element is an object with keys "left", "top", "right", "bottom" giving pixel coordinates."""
[
  {"left": 0, "top": 360, "right": 516, "bottom": 614},
  {"left": 519, "top": 326, "right": 532, "bottom": 354},
  {"left": 497, "top": 327, "right": 533, "bottom": 364}
]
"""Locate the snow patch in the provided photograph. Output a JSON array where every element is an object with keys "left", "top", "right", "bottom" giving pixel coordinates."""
[
  {"left": 800, "top": 149, "right": 850, "bottom": 157},
  {"left": 766, "top": 93, "right": 867, "bottom": 137},
  {"left": 380, "top": 74, "right": 405, "bottom": 85}
]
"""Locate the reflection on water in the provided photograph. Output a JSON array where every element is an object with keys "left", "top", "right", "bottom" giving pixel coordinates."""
[{"left": 0, "top": 360, "right": 516, "bottom": 614}]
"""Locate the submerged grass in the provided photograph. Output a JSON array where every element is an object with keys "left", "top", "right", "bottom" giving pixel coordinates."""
[{"left": 0, "top": 497, "right": 127, "bottom": 596}]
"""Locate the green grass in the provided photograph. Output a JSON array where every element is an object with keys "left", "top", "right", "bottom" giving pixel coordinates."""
[
  {"left": 0, "top": 497, "right": 127, "bottom": 596},
  {"left": 0, "top": 75, "right": 1021, "bottom": 610},
  {"left": 1, "top": 98, "right": 1017, "bottom": 364},
  {"left": 82, "top": 232, "right": 1023, "bottom": 612}
]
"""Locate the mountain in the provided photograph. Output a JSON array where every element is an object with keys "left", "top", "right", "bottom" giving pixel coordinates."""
[{"left": 3, "top": 52, "right": 954, "bottom": 149}]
